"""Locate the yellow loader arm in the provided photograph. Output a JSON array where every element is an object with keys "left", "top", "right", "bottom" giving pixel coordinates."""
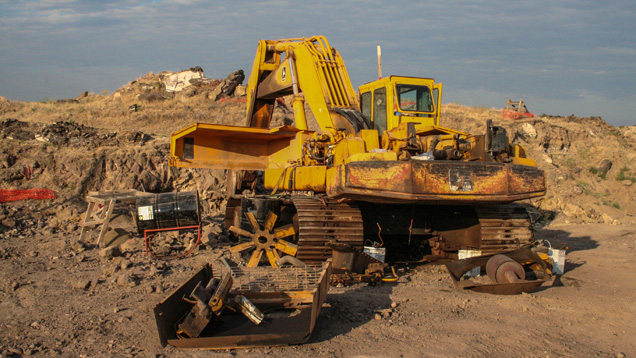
[{"left": 246, "top": 36, "right": 368, "bottom": 134}]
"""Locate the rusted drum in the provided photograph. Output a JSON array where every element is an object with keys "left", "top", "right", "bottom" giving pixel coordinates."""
[{"left": 486, "top": 254, "right": 525, "bottom": 283}]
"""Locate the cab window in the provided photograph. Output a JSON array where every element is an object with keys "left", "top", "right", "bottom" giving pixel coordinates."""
[
  {"left": 396, "top": 84, "right": 433, "bottom": 113},
  {"left": 373, "top": 87, "right": 387, "bottom": 134}
]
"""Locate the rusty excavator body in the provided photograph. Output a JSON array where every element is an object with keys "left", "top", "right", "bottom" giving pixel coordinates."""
[{"left": 168, "top": 36, "right": 546, "bottom": 271}]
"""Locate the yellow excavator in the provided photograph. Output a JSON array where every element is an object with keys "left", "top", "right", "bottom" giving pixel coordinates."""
[{"left": 169, "top": 36, "right": 545, "bottom": 267}]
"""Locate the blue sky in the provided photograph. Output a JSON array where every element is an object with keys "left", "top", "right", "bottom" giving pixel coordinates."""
[{"left": 0, "top": 0, "right": 634, "bottom": 126}]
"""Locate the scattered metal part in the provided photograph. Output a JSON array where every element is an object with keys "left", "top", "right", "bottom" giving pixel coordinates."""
[
  {"left": 445, "top": 246, "right": 552, "bottom": 295},
  {"left": 485, "top": 254, "right": 525, "bottom": 283},
  {"left": 276, "top": 255, "right": 307, "bottom": 267},
  {"left": 176, "top": 269, "right": 232, "bottom": 339},
  {"left": 174, "top": 259, "right": 266, "bottom": 339},
  {"left": 232, "top": 295, "right": 264, "bottom": 325},
  {"left": 329, "top": 242, "right": 387, "bottom": 285},
  {"left": 176, "top": 278, "right": 217, "bottom": 339}
]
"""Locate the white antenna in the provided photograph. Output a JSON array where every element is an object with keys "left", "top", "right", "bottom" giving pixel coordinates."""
[{"left": 377, "top": 45, "right": 382, "bottom": 80}]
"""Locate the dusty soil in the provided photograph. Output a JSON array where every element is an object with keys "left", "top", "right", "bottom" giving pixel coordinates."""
[
  {"left": 0, "top": 71, "right": 635, "bottom": 357},
  {"left": 1, "top": 215, "right": 634, "bottom": 357}
]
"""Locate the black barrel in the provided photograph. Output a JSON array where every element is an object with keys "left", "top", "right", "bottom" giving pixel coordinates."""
[{"left": 136, "top": 191, "right": 200, "bottom": 233}]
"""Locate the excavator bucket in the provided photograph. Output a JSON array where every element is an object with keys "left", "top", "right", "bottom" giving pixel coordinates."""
[{"left": 154, "top": 261, "right": 332, "bottom": 349}]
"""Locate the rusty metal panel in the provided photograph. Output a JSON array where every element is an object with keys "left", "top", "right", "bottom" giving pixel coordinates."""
[
  {"left": 346, "top": 161, "right": 413, "bottom": 193},
  {"left": 418, "top": 161, "right": 508, "bottom": 195},
  {"left": 328, "top": 160, "right": 545, "bottom": 204},
  {"left": 154, "top": 265, "right": 212, "bottom": 347},
  {"left": 508, "top": 164, "right": 546, "bottom": 194}
]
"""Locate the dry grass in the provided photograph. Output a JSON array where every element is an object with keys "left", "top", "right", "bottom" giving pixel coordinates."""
[
  {"left": 1, "top": 85, "right": 507, "bottom": 138},
  {"left": 440, "top": 103, "right": 510, "bottom": 134},
  {"left": 0, "top": 75, "right": 247, "bottom": 136}
]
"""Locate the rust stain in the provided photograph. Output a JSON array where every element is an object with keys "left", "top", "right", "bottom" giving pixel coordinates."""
[
  {"left": 347, "top": 162, "right": 412, "bottom": 192},
  {"left": 508, "top": 165, "right": 546, "bottom": 194},
  {"left": 330, "top": 161, "right": 546, "bottom": 204}
]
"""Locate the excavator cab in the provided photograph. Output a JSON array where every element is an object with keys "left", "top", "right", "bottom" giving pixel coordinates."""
[{"left": 359, "top": 76, "right": 442, "bottom": 135}]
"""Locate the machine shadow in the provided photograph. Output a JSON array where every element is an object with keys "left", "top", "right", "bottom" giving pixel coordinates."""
[
  {"left": 308, "top": 281, "right": 397, "bottom": 344},
  {"left": 534, "top": 227, "right": 597, "bottom": 274},
  {"left": 534, "top": 227, "right": 598, "bottom": 252}
]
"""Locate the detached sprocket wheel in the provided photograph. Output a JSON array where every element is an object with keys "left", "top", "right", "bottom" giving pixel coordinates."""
[{"left": 229, "top": 211, "right": 297, "bottom": 267}]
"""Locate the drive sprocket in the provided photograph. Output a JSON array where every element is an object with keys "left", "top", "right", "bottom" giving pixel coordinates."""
[{"left": 229, "top": 211, "right": 297, "bottom": 267}]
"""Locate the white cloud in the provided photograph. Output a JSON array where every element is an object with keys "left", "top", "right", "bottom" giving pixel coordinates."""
[{"left": 0, "top": 0, "right": 634, "bottom": 126}]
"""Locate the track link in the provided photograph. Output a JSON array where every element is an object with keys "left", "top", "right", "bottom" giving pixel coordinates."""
[
  {"left": 292, "top": 197, "right": 364, "bottom": 263},
  {"left": 476, "top": 204, "right": 534, "bottom": 254}
]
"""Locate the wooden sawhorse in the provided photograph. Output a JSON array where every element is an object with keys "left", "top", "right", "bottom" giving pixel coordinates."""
[{"left": 78, "top": 190, "right": 138, "bottom": 246}]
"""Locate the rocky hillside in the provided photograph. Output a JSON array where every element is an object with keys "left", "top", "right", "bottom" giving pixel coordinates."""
[
  {"left": 0, "top": 69, "right": 634, "bottom": 232},
  {"left": 442, "top": 104, "right": 635, "bottom": 225}
]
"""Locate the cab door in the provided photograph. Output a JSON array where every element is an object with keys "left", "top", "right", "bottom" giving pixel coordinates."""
[
  {"left": 360, "top": 88, "right": 388, "bottom": 134},
  {"left": 433, "top": 83, "right": 443, "bottom": 125}
]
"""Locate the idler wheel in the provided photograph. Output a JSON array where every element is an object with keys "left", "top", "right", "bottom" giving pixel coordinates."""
[{"left": 486, "top": 254, "right": 525, "bottom": 283}]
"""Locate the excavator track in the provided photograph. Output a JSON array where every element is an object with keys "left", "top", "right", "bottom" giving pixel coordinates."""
[
  {"left": 292, "top": 197, "right": 364, "bottom": 263},
  {"left": 476, "top": 204, "right": 534, "bottom": 254},
  {"left": 231, "top": 198, "right": 534, "bottom": 262}
]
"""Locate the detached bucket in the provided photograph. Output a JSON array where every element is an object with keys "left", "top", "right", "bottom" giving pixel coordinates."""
[
  {"left": 548, "top": 248, "right": 566, "bottom": 275},
  {"left": 458, "top": 250, "right": 482, "bottom": 277}
]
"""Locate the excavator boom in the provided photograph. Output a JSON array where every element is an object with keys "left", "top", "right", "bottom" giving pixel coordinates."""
[{"left": 246, "top": 36, "right": 367, "bottom": 134}]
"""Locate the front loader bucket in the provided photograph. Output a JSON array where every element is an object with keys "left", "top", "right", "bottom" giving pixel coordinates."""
[{"left": 169, "top": 123, "right": 304, "bottom": 171}]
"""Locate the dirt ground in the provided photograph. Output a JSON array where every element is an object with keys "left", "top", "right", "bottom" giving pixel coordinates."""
[{"left": 1, "top": 214, "right": 634, "bottom": 357}]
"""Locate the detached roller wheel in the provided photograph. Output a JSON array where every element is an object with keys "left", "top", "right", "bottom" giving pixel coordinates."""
[
  {"left": 229, "top": 211, "right": 298, "bottom": 268},
  {"left": 486, "top": 254, "right": 525, "bottom": 283}
]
